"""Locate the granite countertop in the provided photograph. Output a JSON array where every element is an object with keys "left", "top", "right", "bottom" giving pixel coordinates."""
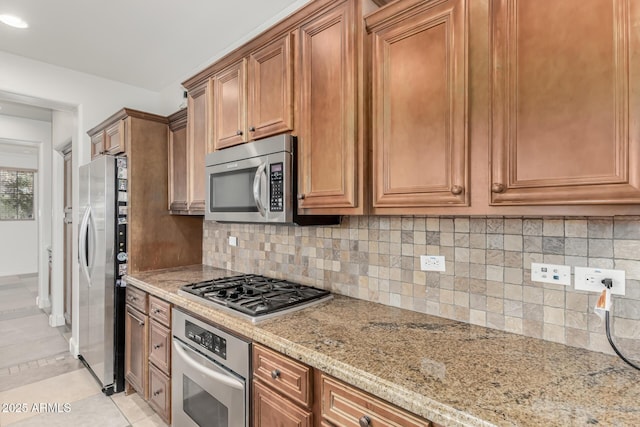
[{"left": 125, "top": 265, "right": 640, "bottom": 427}]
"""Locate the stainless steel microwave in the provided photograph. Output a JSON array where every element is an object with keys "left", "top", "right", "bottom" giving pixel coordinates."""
[{"left": 205, "top": 133, "right": 339, "bottom": 225}]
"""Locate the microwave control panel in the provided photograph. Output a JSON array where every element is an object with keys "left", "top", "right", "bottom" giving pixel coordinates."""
[{"left": 269, "top": 163, "right": 284, "bottom": 212}]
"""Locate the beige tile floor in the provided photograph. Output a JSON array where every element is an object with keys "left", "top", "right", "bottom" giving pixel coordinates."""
[{"left": 0, "top": 275, "right": 168, "bottom": 427}]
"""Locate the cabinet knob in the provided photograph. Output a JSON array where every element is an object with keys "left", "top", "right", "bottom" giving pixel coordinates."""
[
  {"left": 153, "top": 389, "right": 163, "bottom": 397},
  {"left": 249, "top": 126, "right": 255, "bottom": 132},
  {"left": 451, "top": 185, "right": 464, "bottom": 195},
  {"left": 297, "top": 194, "right": 305, "bottom": 200},
  {"left": 138, "top": 320, "right": 144, "bottom": 327},
  {"left": 153, "top": 343, "right": 162, "bottom": 350},
  {"left": 236, "top": 130, "right": 243, "bottom": 136},
  {"left": 359, "top": 415, "right": 371, "bottom": 427},
  {"left": 153, "top": 308, "right": 161, "bottom": 314},
  {"left": 491, "top": 183, "right": 506, "bottom": 193},
  {"left": 271, "top": 369, "right": 280, "bottom": 379}
]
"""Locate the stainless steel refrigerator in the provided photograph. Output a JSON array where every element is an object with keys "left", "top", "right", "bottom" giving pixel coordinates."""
[{"left": 78, "top": 155, "right": 128, "bottom": 395}]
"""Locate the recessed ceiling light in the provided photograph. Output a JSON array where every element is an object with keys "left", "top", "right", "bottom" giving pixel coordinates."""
[{"left": 0, "top": 14, "right": 28, "bottom": 29}]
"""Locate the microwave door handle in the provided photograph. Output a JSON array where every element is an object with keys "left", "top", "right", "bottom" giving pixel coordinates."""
[{"left": 253, "top": 162, "right": 267, "bottom": 217}]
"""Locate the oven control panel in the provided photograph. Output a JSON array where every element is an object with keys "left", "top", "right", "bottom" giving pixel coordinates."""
[
  {"left": 185, "top": 320, "right": 226, "bottom": 359},
  {"left": 269, "top": 162, "right": 284, "bottom": 212}
]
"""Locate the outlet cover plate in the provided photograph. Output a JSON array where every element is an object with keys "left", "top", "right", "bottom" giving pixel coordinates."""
[
  {"left": 228, "top": 236, "right": 238, "bottom": 247},
  {"left": 574, "top": 267, "right": 625, "bottom": 295},
  {"left": 420, "top": 255, "right": 445, "bottom": 272},
  {"left": 531, "top": 263, "right": 571, "bottom": 286}
]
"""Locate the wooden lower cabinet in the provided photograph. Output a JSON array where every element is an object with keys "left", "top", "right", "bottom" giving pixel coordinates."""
[
  {"left": 125, "top": 290, "right": 172, "bottom": 424},
  {"left": 148, "top": 364, "right": 171, "bottom": 422},
  {"left": 318, "top": 374, "right": 432, "bottom": 427},
  {"left": 253, "top": 380, "right": 313, "bottom": 427},
  {"left": 124, "top": 304, "right": 148, "bottom": 399}
]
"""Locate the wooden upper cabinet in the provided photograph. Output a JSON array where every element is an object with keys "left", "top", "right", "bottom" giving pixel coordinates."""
[
  {"left": 367, "top": 0, "right": 468, "bottom": 212},
  {"left": 248, "top": 34, "right": 294, "bottom": 141},
  {"left": 490, "top": 0, "right": 640, "bottom": 205},
  {"left": 297, "top": 0, "right": 365, "bottom": 214},
  {"left": 187, "top": 81, "right": 210, "bottom": 212},
  {"left": 168, "top": 108, "right": 188, "bottom": 212},
  {"left": 90, "top": 132, "right": 104, "bottom": 160},
  {"left": 214, "top": 60, "right": 247, "bottom": 150},
  {"left": 104, "top": 119, "right": 126, "bottom": 155}
]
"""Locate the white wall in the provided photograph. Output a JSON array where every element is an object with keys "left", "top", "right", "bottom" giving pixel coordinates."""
[
  {"left": 0, "top": 51, "right": 164, "bottom": 353},
  {"left": 0, "top": 116, "right": 50, "bottom": 280}
]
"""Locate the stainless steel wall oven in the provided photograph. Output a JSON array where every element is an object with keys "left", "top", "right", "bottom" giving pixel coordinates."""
[{"left": 172, "top": 309, "right": 250, "bottom": 427}]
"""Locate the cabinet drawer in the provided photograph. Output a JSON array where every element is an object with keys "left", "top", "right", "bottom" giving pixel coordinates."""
[
  {"left": 149, "top": 319, "right": 171, "bottom": 374},
  {"left": 253, "top": 344, "right": 312, "bottom": 408},
  {"left": 253, "top": 379, "right": 312, "bottom": 427},
  {"left": 148, "top": 363, "right": 171, "bottom": 424},
  {"left": 149, "top": 296, "right": 171, "bottom": 327},
  {"left": 320, "top": 374, "right": 431, "bottom": 427},
  {"left": 126, "top": 286, "right": 147, "bottom": 314}
]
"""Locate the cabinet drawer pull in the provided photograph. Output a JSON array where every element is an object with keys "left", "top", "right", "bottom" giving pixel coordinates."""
[
  {"left": 271, "top": 369, "right": 280, "bottom": 379},
  {"left": 249, "top": 126, "right": 255, "bottom": 132},
  {"left": 297, "top": 194, "right": 305, "bottom": 200},
  {"left": 153, "top": 343, "right": 163, "bottom": 350},
  {"left": 491, "top": 183, "right": 506, "bottom": 193},
  {"left": 153, "top": 389, "right": 163, "bottom": 397},
  {"left": 236, "top": 130, "right": 243, "bottom": 136},
  {"left": 359, "top": 415, "right": 371, "bottom": 427},
  {"left": 153, "top": 308, "right": 162, "bottom": 314},
  {"left": 451, "top": 185, "right": 464, "bottom": 195},
  {"left": 138, "top": 320, "right": 144, "bottom": 327}
]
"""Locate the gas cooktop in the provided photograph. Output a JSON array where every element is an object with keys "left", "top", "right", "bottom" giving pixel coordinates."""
[{"left": 178, "top": 274, "right": 332, "bottom": 323}]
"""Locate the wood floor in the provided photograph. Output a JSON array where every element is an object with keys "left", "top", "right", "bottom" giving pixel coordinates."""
[{"left": 0, "top": 275, "right": 168, "bottom": 426}]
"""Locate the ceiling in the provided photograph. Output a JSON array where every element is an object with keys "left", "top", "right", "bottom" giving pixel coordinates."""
[{"left": 0, "top": 0, "right": 308, "bottom": 92}]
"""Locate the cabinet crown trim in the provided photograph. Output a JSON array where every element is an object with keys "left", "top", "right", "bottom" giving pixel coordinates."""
[{"left": 88, "top": 108, "right": 168, "bottom": 136}]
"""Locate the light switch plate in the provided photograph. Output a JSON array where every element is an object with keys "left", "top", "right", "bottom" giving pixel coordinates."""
[
  {"left": 531, "top": 263, "right": 571, "bottom": 286},
  {"left": 420, "top": 255, "right": 445, "bottom": 272},
  {"left": 575, "top": 267, "right": 625, "bottom": 295}
]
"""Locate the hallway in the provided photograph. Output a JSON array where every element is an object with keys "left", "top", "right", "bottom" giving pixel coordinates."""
[{"left": 0, "top": 275, "right": 167, "bottom": 426}]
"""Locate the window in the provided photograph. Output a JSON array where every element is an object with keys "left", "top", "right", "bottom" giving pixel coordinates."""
[{"left": 0, "top": 168, "right": 35, "bottom": 220}]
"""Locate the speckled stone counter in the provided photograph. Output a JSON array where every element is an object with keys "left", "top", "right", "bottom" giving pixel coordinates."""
[{"left": 125, "top": 265, "right": 640, "bottom": 427}]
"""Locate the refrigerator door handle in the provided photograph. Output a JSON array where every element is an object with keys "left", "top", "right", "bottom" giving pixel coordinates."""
[{"left": 78, "top": 206, "right": 91, "bottom": 284}]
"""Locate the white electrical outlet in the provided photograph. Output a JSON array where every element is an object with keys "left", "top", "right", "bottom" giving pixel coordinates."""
[
  {"left": 420, "top": 255, "right": 445, "bottom": 272},
  {"left": 531, "top": 263, "right": 571, "bottom": 286},
  {"left": 228, "top": 236, "right": 238, "bottom": 247},
  {"left": 575, "top": 267, "right": 625, "bottom": 295}
]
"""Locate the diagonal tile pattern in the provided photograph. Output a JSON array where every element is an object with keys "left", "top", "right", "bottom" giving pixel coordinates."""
[{"left": 0, "top": 275, "right": 168, "bottom": 427}]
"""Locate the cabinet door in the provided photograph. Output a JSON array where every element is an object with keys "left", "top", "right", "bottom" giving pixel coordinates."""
[
  {"left": 369, "top": 0, "right": 468, "bottom": 211},
  {"left": 125, "top": 305, "right": 148, "bottom": 399},
  {"left": 297, "top": 1, "right": 363, "bottom": 213},
  {"left": 253, "top": 380, "right": 313, "bottom": 427},
  {"left": 168, "top": 110, "right": 188, "bottom": 212},
  {"left": 90, "top": 132, "right": 104, "bottom": 159},
  {"left": 248, "top": 34, "right": 294, "bottom": 140},
  {"left": 105, "top": 119, "right": 126, "bottom": 155},
  {"left": 214, "top": 60, "right": 247, "bottom": 150},
  {"left": 187, "top": 81, "right": 210, "bottom": 212},
  {"left": 490, "top": 0, "right": 640, "bottom": 205}
]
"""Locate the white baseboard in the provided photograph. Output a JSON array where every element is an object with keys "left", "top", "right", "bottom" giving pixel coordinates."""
[{"left": 49, "top": 313, "right": 65, "bottom": 327}]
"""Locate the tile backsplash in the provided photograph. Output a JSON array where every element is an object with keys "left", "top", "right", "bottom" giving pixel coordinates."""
[{"left": 203, "top": 216, "right": 640, "bottom": 358}]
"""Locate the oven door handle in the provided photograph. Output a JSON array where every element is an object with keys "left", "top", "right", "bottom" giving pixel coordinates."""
[
  {"left": 252, "top": 162, "right": 267, "bottom": 217},
  {"left": 173, "top": 340, "right": 244, "bottom": 391}
]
